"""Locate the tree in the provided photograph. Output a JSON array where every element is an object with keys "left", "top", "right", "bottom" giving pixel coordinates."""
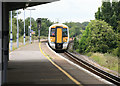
[
  {"left": 110, "top": 12, "right": 117, "bottom": 30},
  {"left": 95, "top": 0, "right": 120, "bottom": 31},
  {"left": 9, "top": 10, "right": 21, "bottom": 18},
  {"left": 79, "top": 20, "right": 117, "bottom": 53},
  {"left": 25, "top": 17, "right": 37, "bottom": 36},
  {"left": 73, "top": 37, "right": 79, "bottom": 50},
  {"left": 18, "top": 19, "right": 24, "bottom": 37},
  {"left": 95, "top": 7, "right": 102, "bottom": 20},
  {"left": 101, "top": 0, "right": 112, "bottom": 23},
  {"left": 40, "top": 18, "right": 53, "bottom": 36},
  {"left": 115, "top": 21, "right": 120, "bottom": 57},
  {"left": 82, "top": 22, "right": 89, "bottom": 27},
  {"left": 79, "top": 26, "right": 91, "bottom": 53},
  {"left": 64, "top": 22, "right": 86, "bottom": 38}
]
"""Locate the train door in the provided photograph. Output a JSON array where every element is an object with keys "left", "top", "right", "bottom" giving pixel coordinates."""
[
  {"left": 55, "top": 27, "right": 63, "bottom": 49},
  {"left": 56, "top": 28, "right": 62, "bottom": 43}
]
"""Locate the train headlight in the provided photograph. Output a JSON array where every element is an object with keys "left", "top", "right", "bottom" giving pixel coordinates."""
[
  {"left": 50, "top": 37, "right": 55, "bottom": 42},
  {"left": 63, "top": 37, "right": 68, "bottom": 42}
]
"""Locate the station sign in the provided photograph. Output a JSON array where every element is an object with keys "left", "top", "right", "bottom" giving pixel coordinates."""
[{"left": 31, "top": 29, "right": 35, "bottom": 35}]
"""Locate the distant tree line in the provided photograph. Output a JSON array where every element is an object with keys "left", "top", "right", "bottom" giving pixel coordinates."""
[
  {"left": 73, "top": 0, "right": 120, "bottom": 57},
  {"left": 64, "top": 22, "right": 89, "bottom": 38},
  {"left": 9, "top": 11, "right": 53, "bottom": 42},
  {"left": 9, "top": 11, "right": 89, "bottom": 43}
]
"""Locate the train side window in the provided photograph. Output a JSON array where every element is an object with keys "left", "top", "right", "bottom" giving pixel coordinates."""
[
  {"left": 63, "top": 28, "right": 68, "bottom": 37},
  {"left": 50, "top": 28, "right": 55, "bottom": 37}
]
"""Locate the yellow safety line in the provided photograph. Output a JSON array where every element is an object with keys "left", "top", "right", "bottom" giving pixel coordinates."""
[{"left": 39, "top": 42, "right": 82, "bottom": 86}]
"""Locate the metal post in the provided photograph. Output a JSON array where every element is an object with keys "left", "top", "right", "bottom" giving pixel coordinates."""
[
  {"left": 10, "top": 11, "right": 12, "bottom": 51},
  {"left": 30, "top": 10, "right": 32, "bottom": 44},
  {"left": 17, "top": 10, "right": 19, "bottom": 48},
  {"left": 28, "top": 26, "right": 30, "bottom": 36},
  {"left": 38, "top": 29, "right": 40, "bottom": 42},
  {"left": 27, "top": 8, "right": 35, "bottom": 43},
  {"left": 2, "top": 3, "right": 9, "bottom": 83},
  {"left": 24, "top": 9, "right": 25, "bottom": 45},
  {"left": 28, "top": 26, "right": 30, "bottom": 41},
  {"left": 37, "top": 18, "right": 41, "bottom": 42},
  {"left": 0, "top": 2, "right": 2, "bottom": 85}
]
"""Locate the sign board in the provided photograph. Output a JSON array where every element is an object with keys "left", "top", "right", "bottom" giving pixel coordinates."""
[{"left": 31, "top": 30, "right": 35, "bottom": 35}]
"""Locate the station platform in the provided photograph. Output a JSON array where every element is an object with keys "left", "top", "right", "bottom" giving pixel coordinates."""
[
  {"left": 6, "top": 41, "right": 109, "bottom": 86},
  {"left": 6, "top": 41, "right": 77, "bottom": 86}
]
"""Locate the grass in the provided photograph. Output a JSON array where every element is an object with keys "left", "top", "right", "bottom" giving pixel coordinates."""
[
  {"left": 9, "top": 42, "right": 29, "bottom": 52},
  {"left": 18, "top": 36, "right": 47, "bottom": 43},
  {"left": 86, "top": 52, "right": 119, "bottom": 74},
  {"left": 9, "top": 35, "right": 47, "bottom": 52},
  {"left": 40, "top": 36, "right": 48, "bottom": 39},
  {"left": 69, "top": 49, "right": 74, "bottom": 53}
]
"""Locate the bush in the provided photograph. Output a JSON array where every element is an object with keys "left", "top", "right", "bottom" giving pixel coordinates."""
[
  {"left": 79, "top": 20, "right": 117, "bottom": 54},
  {"left": 89, "top": 52, "right": 119, "bottom": 72},
  {"left": 112, "top": 47, "right": 120, "bottom": 58},
  {"left": 73, "top": 37, "right": 79, "bottom": 50},
  {"left": 86, "top": 52, "right": 93, "bottom": 57},
  {"left": 76, "top": 49, "right": 79, "bottom": 53},
  {"left": 112, "top": 48, "right": 118, "bottom": 56}
]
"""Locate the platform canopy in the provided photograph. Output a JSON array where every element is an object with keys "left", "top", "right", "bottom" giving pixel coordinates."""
[{"left": 1, "top": 0, "right": 59, "bottom": 11}]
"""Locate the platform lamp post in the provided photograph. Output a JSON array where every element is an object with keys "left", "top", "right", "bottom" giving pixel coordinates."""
[
  {"left": 10, "top": 11, "right": 12, "bottom": 51},
  {"left": 26, "top": 8, "right": 35, "bottom": 44},
  {"left": 36, "top": 18, "right": 41, "bottom": 42},
  {"left": 16, "top": 10, "right": 19, "bottom": 48},
  {"left": 23, "top": 9, "right": 26, "bottom": 45}
]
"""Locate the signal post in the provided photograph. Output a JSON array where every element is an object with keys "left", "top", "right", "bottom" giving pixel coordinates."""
[{"left": 36, "top": 18, "right": 41, "bottom": 42}]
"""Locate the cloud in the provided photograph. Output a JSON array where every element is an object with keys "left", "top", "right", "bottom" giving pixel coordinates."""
[{"left": 18, "top": 0, "right": 102, "bottom": 23}]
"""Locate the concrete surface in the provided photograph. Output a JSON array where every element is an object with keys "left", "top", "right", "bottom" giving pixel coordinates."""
[
  {"left": 41, "top": 42, "right": 113, "bottom": 86},
  {"left": 6, "top": 42, "right": 76, "bottom": 85}
]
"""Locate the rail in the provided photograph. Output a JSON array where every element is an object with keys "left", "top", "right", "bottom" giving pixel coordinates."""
[{"left": 64, "top": 51, "right": 120, "bottom": 85}]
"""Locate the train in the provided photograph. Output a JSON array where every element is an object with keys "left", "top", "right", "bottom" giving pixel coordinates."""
[{"left": 48, "top": 24, "right": 69, "bottom": 50}]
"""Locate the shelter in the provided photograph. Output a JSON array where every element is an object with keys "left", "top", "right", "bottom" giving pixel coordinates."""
[{"left": 0, "top": 0, "right": 59, "bottom": 85}]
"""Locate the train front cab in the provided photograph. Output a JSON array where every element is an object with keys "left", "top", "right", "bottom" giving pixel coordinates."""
[{"left": 49, "top": 25, "right": 69, "bottom": 50}]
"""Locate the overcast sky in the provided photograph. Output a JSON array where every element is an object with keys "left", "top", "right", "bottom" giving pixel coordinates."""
[{"left": 18, "top": 0, "right": 103, "bottom": 23}]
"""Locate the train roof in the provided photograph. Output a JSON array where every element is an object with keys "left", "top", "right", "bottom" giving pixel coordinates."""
[{"left": 49, "top": 23, "right": 69, "bottom": 28}]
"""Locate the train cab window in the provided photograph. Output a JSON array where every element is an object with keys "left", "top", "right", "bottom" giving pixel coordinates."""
[
  {"left": 63, "top": 28, "right": 68, "bottom": 37},
  {"left": 50, "top": 28, "right": 55, "bottom": 37}
]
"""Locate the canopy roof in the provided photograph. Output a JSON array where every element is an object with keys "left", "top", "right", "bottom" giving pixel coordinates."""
[{"left": 2, "top": 0, "right": 59, "bottom": 10}]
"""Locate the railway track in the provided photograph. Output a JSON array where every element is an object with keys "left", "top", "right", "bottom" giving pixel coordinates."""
[{"left": 62, "top": 51, "right": 120, "bottom": 85}]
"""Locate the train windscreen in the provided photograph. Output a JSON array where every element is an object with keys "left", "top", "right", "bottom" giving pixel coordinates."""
[
  {"left": 50, "top": 28, "right": 55, "bottom": 37},
  {"left": 62, "top": 28, "right": 68, "bottom": 37}
]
